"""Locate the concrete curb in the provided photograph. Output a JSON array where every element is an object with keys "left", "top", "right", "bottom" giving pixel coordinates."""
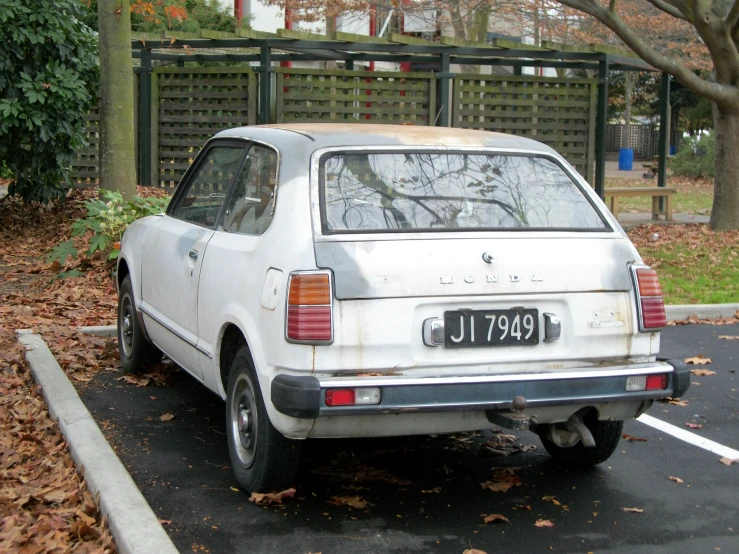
[
  {"left": 17, "top": 330, "right": 179, "bottom": 554},
  {"left": 79, "top": 325, "right": 117, "bottom": 337},
  {"left": 665, "top": 303, "right": 739, "bottom": 322}
]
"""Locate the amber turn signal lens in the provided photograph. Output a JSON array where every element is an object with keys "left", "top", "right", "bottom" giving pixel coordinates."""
[
  {"left": 636, "top": 268, "right": 662, "bottom": 297},
  {"left": 288, "top": 274, "right": 330, "bottom": 305}
]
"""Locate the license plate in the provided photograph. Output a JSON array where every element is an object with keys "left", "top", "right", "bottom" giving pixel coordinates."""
[{"left": 444, "top": 309, "right": 539, "bottom": 347}]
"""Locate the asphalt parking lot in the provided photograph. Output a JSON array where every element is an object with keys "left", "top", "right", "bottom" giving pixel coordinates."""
[{"left": 80, "top": 323, "right": 738, "bottom": 554}]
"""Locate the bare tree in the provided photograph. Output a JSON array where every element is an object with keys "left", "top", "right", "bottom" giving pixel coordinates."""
[{"left": 552, "top": 0, "right": 736, "bottom": 229}]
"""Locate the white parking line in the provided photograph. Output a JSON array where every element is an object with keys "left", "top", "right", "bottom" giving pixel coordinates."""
[{"left": 637, "top": 413, "right": 739, "bottom": 460}]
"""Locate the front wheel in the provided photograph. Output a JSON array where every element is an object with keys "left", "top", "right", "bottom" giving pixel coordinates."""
[
  {"left": 226, "top": 347, "right": 301, "bottom": 492},
  {"left": 117, "top": 276, "right": 161, "bottom": 373},
  {"left": 538, "top": 410, "right": 623, "bottom": 468}
]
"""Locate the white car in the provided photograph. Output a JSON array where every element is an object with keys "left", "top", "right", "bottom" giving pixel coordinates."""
[{"left": 117, "top": 124, "right": 689, "bottom": 492}]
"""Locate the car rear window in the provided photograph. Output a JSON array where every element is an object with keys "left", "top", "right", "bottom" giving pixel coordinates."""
[{"left": 321, "top": 152, "right": 608, "bottom": 233}]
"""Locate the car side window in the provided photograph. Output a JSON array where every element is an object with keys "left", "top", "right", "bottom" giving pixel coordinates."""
[
  {"left": 222, "top": 144, "right": 278, "bottom": 235},
  {"left": 171, "top": 146, "right": 245, "bottom": 228}
]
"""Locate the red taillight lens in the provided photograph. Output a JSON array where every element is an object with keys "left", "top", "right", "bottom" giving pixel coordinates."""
[
  {"left": 646, "top": 374, "right": 668, "bottom": 390},
  {"left": 325, "top": 389, "right": 355, "bottom": 406},
  {"left": 286, "top": 272, "right": 333, "bottom": 343},
  {"left": 635, "top": 268, "right": 666, "bottom": 330},
  {"left": 286, "top": 306, "right": 332, "bottom": 341}
]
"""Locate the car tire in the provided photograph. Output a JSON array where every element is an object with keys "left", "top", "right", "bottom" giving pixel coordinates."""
[
  {"left": 117, "top": 275, "right": 161, "bottom": 373},
  {"left": 539, "top": 410, "right": 623, "bottom": 468},
  {"left": 226, "top": 347, "right": 301, "bottom": 493}
]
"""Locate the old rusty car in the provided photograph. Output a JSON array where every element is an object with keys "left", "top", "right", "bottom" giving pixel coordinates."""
[{"left": 116, "top": 124, "right": 689, "bottom": 492}]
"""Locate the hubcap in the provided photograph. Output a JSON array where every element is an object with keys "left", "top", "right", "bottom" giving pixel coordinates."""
[{"left": 230, "top": 374, "right": 258, "bottom": 468}]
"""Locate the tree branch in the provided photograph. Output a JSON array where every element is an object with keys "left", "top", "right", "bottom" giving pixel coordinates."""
[
  {"left": 556, "top": 0, "right": 739, "bottom": 108},
  {"left": 645, "top": 0, "right": 689, "bottom": 21},
  {"left": 726, "top": 0, "right": 739, "bottom": 29}
]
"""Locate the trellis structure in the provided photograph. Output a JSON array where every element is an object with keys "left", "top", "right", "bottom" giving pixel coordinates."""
[{"left": 75, "top": 30, "right": 671, "bottom": 197}]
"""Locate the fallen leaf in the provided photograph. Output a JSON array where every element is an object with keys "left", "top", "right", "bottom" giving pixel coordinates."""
[
  {"left": 462, "top": 550, "right": 488, "bottom": 554},
  {"left": 623, "top": 507, "right": 644, "bottom": 513},
  {"left": 685, "top": 355, "right": 712, "bottom": 365},
  {"left": 667, "top": 398, "right": 689, "bottom": 407},
  {"left": 719, "top": 457, "right": 738, "bottom": 466},
  {"left": 158, "top": 519, "right": 172, "bottom": 525},
  {"left": 690, "top": 369, "right": 716, "bottom": 376},
  {"left": 249, "top": 488, "right": 296, "bottom": 505},
  {"left": 535, "top": 519, "right": 555, "bottom": 527},
  {"left": 480, "top": 480, "right": 517, "bottom": 493},
  {"left": 159, "top": 413, "right": 175, "bottom": 422},
  {"left": 482, "top": 513, "right": 511, "bottom": 524},
  {"left": 622, "top": 433, "right": 648, "bottom": 442},
  {"left": 421, "top": 487, "right": 442, "bottom": 494},
  {"left": 718, "top": 335, "right": 739, "bottom": 340},
  {"left": 669, "top": 476, "right": 684, "bottom": 484},
  {"left": 327, "top": 495, "right": 374, "bottom": 509},
  {"left": 685, "top": 423, "right": 703, "bottom": 429}
]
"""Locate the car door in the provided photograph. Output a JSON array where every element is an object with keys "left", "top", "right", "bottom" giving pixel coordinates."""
[{"left": 140, "top": 143, "right": 247, "bottom": 379}]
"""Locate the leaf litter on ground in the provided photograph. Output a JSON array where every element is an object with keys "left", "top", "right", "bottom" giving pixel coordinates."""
[{"left": 0, "top": 188, "right": 167, "bottom": 551}]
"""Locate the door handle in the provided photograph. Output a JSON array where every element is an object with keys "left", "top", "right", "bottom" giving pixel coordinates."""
[{"left": 188, "top": 249, "right": 199, "bottom": 260}]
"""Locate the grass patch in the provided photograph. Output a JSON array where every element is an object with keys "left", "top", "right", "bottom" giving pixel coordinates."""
[
  {"left": 606, "top": 176, "right": 713, "bottom": 215},
  {"left": 628, "top": 224, "right": 739, "bottom": 304}
]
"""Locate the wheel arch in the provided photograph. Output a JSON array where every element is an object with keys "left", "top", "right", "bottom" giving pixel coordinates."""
[{"left": 218, "top": 322, "right": 249, "bottom": 398}]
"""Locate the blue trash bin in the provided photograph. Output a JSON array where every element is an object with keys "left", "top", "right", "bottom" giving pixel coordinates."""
[
  {"left": 670, "top": 145, "right": 676, "bottom": 155},
  {"left": 618, "top": 148, "right": 634, "bottom": 171}
]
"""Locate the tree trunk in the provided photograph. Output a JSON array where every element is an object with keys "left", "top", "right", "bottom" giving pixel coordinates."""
[
  {"left": 710, "top": 103, "right": 739, "bottom": 230},
  {"left": 98, "top": 0, "right": 137, "bottom": 199}
]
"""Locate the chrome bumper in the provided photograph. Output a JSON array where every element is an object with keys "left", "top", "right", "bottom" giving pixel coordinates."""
[{"left": 270, "top": 359, "right": 690, "bottom": 419}]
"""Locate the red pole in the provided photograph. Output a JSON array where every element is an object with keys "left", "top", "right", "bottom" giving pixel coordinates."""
[
  {"left": 369, "top": 6, "right": 376, "bottom": 72},
  {"left": 234, "top": 0, "right": 243, "bottom": 26},
  {"left": 281, "top": 8, "right": 293, "bottom": 68}
]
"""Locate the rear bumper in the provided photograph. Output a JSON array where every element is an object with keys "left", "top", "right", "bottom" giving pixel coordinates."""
[{"left": 271, "top": 359, "right": 690, "bottom": 419}]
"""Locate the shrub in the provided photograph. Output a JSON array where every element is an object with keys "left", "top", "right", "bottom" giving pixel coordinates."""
[
  {"left": 72, "top": 190, "right": 170, "bottom": 259},
  {"left": 0, "top": 0, "right": 98, "bottom": 203},
  {"left": 669, "top": 133, "right": 715, "bottom": 179},
  {"left": 47, "top": 190, "right": 170, "bottom": 277}
]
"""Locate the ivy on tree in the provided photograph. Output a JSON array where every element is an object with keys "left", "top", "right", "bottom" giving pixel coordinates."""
[{"left": 0, "top": 0, "right": 98, "bottom": 203}]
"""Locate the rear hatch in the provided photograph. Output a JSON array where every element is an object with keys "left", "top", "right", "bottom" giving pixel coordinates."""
[{"left": 311, "top": 150, "right": 645, "bottom": 371}]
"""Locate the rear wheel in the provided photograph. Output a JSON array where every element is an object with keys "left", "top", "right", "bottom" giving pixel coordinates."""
[
  {"left": 117, "top": 276, "right": 161, "bottom": 373},
  {"left": 226, "top": 347, "right": 301, "bottom": 492},
  {"left": 538, "top": 410, "right": 623, "bottom": 468}
]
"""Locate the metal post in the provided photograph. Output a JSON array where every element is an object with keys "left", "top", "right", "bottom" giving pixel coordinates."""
[
  {"left": 594, "top": 59, "right": 609, "bottom": 199},
  {"left": 138, "top": 49, "right": 152, "bottom": 187},
  {"left": 259, "top": 45, "right": 272, "bottom": 125},
  {"left": 657, "top": 72, "right": 671, "bottom": 197},
  {"left": 437, "top": 53, "right": 452, "bottom": 127}
]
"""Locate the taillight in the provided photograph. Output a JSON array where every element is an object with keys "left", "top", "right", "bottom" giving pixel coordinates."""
[
  {"left": 285, "top": 271, "right": 333, "bottom": 343},
  {"left": 633, "top": 267, "right": 666, "bottom": 331}
]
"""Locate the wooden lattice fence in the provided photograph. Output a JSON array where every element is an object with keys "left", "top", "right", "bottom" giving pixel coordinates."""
[
  {"left": 452, "top": 75, "right": 597, "bottom": 181},
  {"left": 155, "top": 67, "right": 257, "bottom": 188},
  {"left": 71, "top": 110, "right": 101, "bottom": 188},
  {"left": 275, "top": 68, "right": 436, "bottom": 125},
  {"left": 72, "top": 67, "right": 601, "bottom": 189}
]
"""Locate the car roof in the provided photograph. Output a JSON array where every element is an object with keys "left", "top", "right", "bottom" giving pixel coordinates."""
[{"left": 214, "top": 123, "right": 558, "bottom": 154}]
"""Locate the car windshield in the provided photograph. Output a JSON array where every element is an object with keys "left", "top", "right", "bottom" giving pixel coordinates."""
[{"left": 321, "top": 152, "right": 608, "bottom": 232}]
